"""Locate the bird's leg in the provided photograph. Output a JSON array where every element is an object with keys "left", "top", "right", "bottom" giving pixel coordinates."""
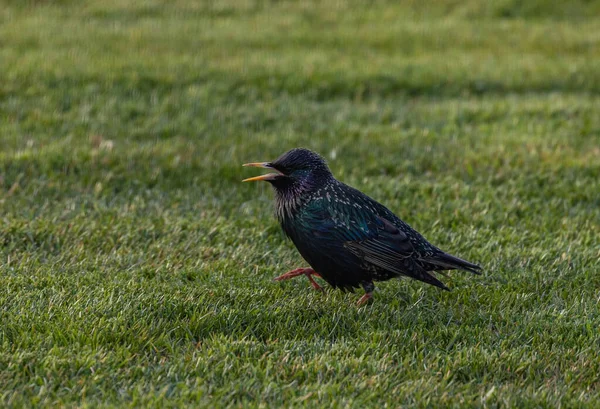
[
  {"left": 357, "top": 282, "right": 375, "bottom": 306},
  {"left": 273, "top": 267, "right": 323, "bottom": 290}
]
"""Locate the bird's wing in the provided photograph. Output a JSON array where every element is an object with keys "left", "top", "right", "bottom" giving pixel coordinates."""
[
  {"left": 343, "top": 214, "right": 449, "bottom": 290},
  {"left": 301, "top": 200, "right": 448, "bottom": 289}
]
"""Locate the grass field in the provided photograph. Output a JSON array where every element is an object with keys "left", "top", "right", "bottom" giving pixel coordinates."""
[{"left": 1, "top": 0, "right": 600, "bottom": 407}]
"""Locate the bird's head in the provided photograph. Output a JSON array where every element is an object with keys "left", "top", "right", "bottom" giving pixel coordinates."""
[{"left": 243, "top": 148, "right": 333, "bottom": 194}]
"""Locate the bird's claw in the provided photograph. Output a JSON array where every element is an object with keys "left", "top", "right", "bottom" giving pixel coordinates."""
[
  {"left": 274, "top": 267, "right": 323, "bottom": 290},
  {"left": 356, "top": 292, "right": 373, "bottom": 306},
  {"left": 307, "top": 275, "right": 323, "bottom": 291}
]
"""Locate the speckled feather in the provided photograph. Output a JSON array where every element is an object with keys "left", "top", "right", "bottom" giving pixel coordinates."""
[{"left": 256, "top": 148, "right": 481, "bottom": 292}]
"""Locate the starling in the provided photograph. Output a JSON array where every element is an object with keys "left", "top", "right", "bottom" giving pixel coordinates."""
[{"left": 243, "top": 148, "right": 481, "bottom": 305}]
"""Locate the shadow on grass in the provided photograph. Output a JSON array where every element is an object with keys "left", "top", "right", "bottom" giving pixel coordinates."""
[{"left": 141, "top": 285, "right": 455, "bottom": 346}]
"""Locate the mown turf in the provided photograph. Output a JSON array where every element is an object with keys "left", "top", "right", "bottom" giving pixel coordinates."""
[{"left": 1, "top": 1, "right": 600, "bottom": 407}]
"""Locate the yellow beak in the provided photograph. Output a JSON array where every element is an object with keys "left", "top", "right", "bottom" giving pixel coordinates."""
[{"left": 242, "top": 162, "right": 282, "bottom": 182}]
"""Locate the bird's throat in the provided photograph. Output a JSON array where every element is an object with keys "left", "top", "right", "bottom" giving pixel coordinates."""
[{"left": 273, "top": 180, "right": 313, "bottom": 222}]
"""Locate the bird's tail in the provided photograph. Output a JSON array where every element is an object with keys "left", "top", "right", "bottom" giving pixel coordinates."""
[{"left": 424, "top": 252, "right": 482, "bottom": 275}]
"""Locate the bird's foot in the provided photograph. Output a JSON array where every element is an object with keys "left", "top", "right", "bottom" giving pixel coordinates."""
[
  {"left": 273, "top": 267, "right": 323, "bottom": 290},
  {"left": 356, "top": 292, "right": 373, "bottom": 306},
  {"left": 357, "top": 282, "right": 375, "bottom": 306}
]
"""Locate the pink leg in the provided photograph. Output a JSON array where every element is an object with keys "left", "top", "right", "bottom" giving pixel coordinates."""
[
  {"left": 356, "top": 292, "right": 373, "bottom": 306},
  {"left": 273, "top": 267, "right": 323, "bottom": 290}
]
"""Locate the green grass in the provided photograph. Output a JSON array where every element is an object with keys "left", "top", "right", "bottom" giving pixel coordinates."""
[{"left": 1, "top": 0, "right": 600, "bottom": 407}]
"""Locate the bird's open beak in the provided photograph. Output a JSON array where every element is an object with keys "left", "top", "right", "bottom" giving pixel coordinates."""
[{"left": 242, "top": 162, "right": 283, "bottom": 182}]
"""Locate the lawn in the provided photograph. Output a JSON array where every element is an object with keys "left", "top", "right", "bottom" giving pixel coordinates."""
[{"left": 1, "top": 0, "right": 600, "bottom": 407}]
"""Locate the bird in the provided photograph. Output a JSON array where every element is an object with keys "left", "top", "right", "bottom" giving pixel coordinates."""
[{"left": 243, "top": 148, "right": 481, "bottom": 305}]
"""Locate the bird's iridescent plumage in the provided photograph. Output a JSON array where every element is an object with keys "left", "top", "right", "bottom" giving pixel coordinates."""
[{"left": 244, "top": 148, "right": 481, "bottom": 303}]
